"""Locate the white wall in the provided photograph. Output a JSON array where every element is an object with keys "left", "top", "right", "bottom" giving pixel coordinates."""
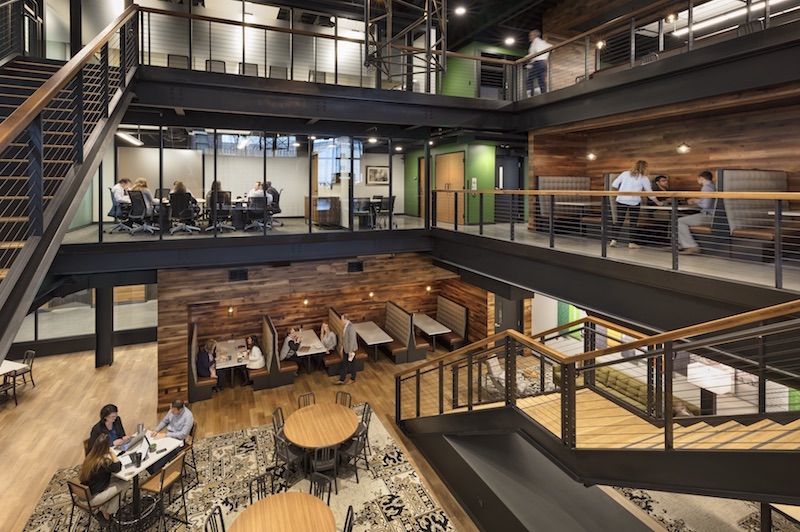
[
  {"left": 118, "top": 146, "right": 204, "bottom": 196},
  {"left": 531, "top": 293, "right": 559, "bottom": 334}
]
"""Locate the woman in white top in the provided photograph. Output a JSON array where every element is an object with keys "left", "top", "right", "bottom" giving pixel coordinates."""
[
  {"left": 317, "top": 322, "right": 337, "bottom": 371},
  {"left": 246, "top": 335, "right": 265, "bottom": 370},
  {"left": 609, "top": 160, "right": 663, "bottom": 249}
]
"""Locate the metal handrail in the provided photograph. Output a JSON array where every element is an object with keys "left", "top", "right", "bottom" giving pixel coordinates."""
[
  {"left": 0, "top": 4, "right": 138, "bottom": 154},
  {"left": 434, "top": 189, "right": 800, "bottom": 200}
]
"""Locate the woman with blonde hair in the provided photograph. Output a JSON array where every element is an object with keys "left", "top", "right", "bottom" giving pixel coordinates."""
[
  {"left": 131, "top": 177, "right": 160, "bottom": 217},
  {"left": 609, "top": 160, "right": 663, "bottom": 249},
  {"left": 79, "top": 433, "right": 130, "bottom": 521}
]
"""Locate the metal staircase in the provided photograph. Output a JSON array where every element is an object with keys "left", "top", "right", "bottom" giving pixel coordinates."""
[{"left": 0, "top": 6, "right": 139, "bottom": 363}]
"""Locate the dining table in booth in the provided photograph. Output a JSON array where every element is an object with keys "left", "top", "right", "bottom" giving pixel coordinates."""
[
  {"left": 283, "top": 403, "right": 359, "bottom": 449},
  {"left": 230, "top": 492, "right": 336, "bottom": 532}
]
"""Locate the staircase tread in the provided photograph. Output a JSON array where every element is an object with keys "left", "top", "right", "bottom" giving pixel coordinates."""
[{"left": 0, "top": 217, "right": 29, "bottom": 222}]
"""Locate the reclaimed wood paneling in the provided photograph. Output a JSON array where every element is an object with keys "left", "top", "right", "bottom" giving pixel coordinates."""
[
  {"left": 544, "top": 0, "right": 635, "bottom": 37},
  {"left": 157, "top": 254, "right": 461, "bottom": 410}
]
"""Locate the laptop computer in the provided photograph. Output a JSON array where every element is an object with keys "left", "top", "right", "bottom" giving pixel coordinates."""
[{"left": 118, "top": 428, "right": 146, "bottom": 452}]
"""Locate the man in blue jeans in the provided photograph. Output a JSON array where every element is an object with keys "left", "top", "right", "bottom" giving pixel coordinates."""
[
  {"left": 335, "top": 314, "right": 358, "bottom": 384},
  {"left": 527, "top": 30, "right": 552, "bottom": 95}
]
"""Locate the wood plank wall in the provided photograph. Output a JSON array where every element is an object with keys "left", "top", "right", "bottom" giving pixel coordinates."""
[
  {"left": 157, "top": 254, "right": 497, "bottom": 410},
  {"left": 543, "top": 0, "right": 638, "bottom": 37}
]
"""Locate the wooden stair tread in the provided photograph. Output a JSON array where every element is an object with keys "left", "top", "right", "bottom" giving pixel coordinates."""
[{"left": 0, "top": 242, "right": 25, "bottom": 249}]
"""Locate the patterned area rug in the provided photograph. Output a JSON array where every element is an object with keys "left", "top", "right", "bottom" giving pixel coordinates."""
[{"left": 24, "top": 404, "right": 455, "bottom": 531}]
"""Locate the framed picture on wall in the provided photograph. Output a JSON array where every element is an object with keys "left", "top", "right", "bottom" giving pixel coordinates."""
[{"left": 366, "top": 166, "right": 390, "bottom": 185}]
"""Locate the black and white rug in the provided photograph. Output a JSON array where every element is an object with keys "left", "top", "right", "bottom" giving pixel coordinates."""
[{"left": 24, "top": 404, "right": 455, "bottom": 531}]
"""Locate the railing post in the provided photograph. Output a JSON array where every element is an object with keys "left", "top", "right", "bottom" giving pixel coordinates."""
[
  {"left": 584, "top": 35, "right": 590, "bottom": 80},
  {"left": 415, "top": 368, "right": 421, "bottom": 418},
  {"left": 688, "top": 0, "right": 694, "bottom": 51},
  {"left": 774, "top": 199, "right": 783, "bottom": 289},
  {"left": 26, "top": 115, "right": 44, "bottom": 237},
  {"left": 549, "top": 194, "right": 555, "bottom": 248},
  {"left": 506, "top": 336, "right": 517, "bottom": 407},
  {"left": 583, "top": 322, "right": 595, "bottom": 387},
  {"left": 664, "top": 341, "right": 674, "bottom": 450},
  {"left": 479, "top": 193, "right": 484, "bottom": 235},
  {"left": 438, "top": 360, "right": 444, "bottom": 415},
  {"left": 467, "top": 352, "right": 474, "bottom": 411},
  {"left": 601, "top": 196, "right": 608, "bottom": 257},
  {"left": 72, "top": 71, "right": 84, "bottom": 165},
  {"left": 655, "top": 353, "right": 663, "bottom": 419},
  {"left": 561, "top": 362, "right": 577, "bottom": 448},
  {"left": 120, "top": 25, "right": 128, "bottom": 89},
  {"left": 395, "top": 376, "right": 401, "bottom": 423},
  {"left": 510, "top": 194, "right": 515, "bottom": 241},
  {"left": 758, "top": 323, "right": 767, "bottom": 413},
  {"left": 452, "top": 364, "right": 458, "bottom": 408},
  {"left": 671, "top": 198, "right": 679, "bottom": 270},
  {"left": 629, "top": 17, "right": 636, "bottom": 68},
  {"left": 454, "top": 192, "right": 459, "bottom": 231}
]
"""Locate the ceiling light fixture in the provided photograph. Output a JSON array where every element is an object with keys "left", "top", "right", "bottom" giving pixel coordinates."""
[
  {"left": 309, "top": 135, "right": 317, "bottom": 140},
  {"left": 504, "top": 37, "right": 515, "bottom": 45},
  {"left": 115, "top": 131, "right": 143, "bottom": 146},
  {"left": 293, "top": 142, "right": 301, "bottom": 147},
  {"left": 428, "top": 140, "right": 434, "bottom": 146},
  {"left": 395, "top": 146, "right": 403, "bottom": 152},
  {"left": 671, "top": 0, "right": 790, "bottom": 37},
  {"left": 587, "top": 152, "right": 597, "bottom": 161},
  {"left": 454, "top": 6, "right": 466, "bottom": 15},
  {"left": 236, "top": 136, "right": 248, "bottom": 150},
  {"left": 368, "top": 137, "right": 378, "bottom": 144},
  {"left": 596, "top": 40, "right": 606, "bottom": 50},
  {"left": 677, "top": 143, "right": 691, "bottom": 154},
  {"left": 665, "top": 13, "right": 677, "bottom": 23}
]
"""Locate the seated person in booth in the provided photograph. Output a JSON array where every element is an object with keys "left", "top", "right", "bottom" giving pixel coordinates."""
[
  {"left": 80, "top": 433, "right": 131, "bottom": 523},
  {"left": 318, "top": 322, "right": 337, "bottom": 371},
  {"left": 88, "top": 404, "right": 130, "bottom": 452},
  {"left": 131, "top": 177, "right": 160, "bottom": 217},
  {"left": 651, "top": 175, "right": 671, "bottom": 205},
  {"left": 678, "top": 171, "right": 716, "bottom": 255},
  {"left": 110, "top": 178, "right": 132, "bottom": 207},
  {"left": 197, "top": 339, "right": 222, "bottom": 390},
  {"left": 245, "top": 335, "right": 265, "bottom": 383},
  {"left": 336, "top": 314, "right": 359, "bottom": 385},
  {"left": 279, "top": 328, "right": 302, "bottom": 361},
  {"left": 147, "top": 399, "right": 194, "bottom": 473}
]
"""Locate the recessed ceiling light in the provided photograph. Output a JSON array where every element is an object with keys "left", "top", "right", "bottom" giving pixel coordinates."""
[
  {"left": 293, "top": 142, "right": 301, "bottom": 147},
  {"left": 309, "top": 135, "right": 316, "bottom": 140},
  {"left": 504, "top": 37, "right": 515, "bottom": 45},
  {"left": 454, "top": 6, "right": 466, "bottom": 15},
  {"left": 368, "top": 137, "right": 378, "bottom": 144},
  {"left": 395, "top": 146, "right": 403, "bottom": 151},
  {"left": 428, "top": 140, "right": 434, "bottom": 146},
  {"left": 587, "top": 152, "right": 597, "bottom": 161},
  {"left": 677, "top": 143, "right": 691, "bottom": 154}
]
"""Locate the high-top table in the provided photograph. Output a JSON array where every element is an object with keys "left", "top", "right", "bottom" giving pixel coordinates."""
[
  {"left": 230, "top": 492, "right": 336, "bottom": 532},
  {"left": 413, "top": 313, "right": 451, "bottom": 352},
  {"left": 283, "top": 403, "right": 358, "bottom": 449},
  {"left": 216, "top": 339, "right": 248, "bottom": 387},
  {"left": 354, "top": 321, "right": 393, "bottom": 361},
  {"left": 113, "top": 436, "right": 183, "bottom": 517}
]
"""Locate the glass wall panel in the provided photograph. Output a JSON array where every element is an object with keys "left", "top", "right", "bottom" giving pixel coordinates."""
[
  {"left": 114, "top": 285, "right": 158, "bottom": 330},
  {"left": 310, "top": 137, "right": 356, "bottom": 233},
  {"left": 37, "top": 289, "right": 95, "bottom": 339}
]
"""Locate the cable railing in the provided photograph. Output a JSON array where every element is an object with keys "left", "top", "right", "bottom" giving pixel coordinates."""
[
  {"left": 0, "top": 0, "right": 41, "bottom": 65},
  {"left": 397, "top": 301, "right": 800, "bottom": 452},
  {"left": 432, "top": 188, "right": 800, "bottom": 291}
]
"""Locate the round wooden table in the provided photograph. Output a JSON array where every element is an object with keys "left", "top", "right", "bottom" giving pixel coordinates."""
[
  {"left": 230, "top": 492, "right": 336, "bottom": 532},
  {"left": 283, "top": 403, "right": 359, "bottom": 449}
]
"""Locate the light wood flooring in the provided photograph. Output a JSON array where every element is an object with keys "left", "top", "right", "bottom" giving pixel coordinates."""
[{"left": 0, "top": 343, "right": 478, "bottom": 532}]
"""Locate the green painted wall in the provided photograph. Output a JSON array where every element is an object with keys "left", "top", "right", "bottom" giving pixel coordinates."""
[
  {"left": 404, "top": 149, "right": 424, "bottom": 215},
  {"left": 439, "top": 42, "right": 525, "bottom": 98},
  {"left": 69, "top": 182, "right": 94, "bottom": 229}
]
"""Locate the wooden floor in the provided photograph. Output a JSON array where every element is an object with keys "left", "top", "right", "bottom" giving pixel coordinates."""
[{"left": 0, "top": 343, "right": 478, "bottom": 532}]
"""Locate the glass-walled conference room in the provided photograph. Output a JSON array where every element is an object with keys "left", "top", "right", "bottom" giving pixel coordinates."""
[{"left": 63, "top": 126, "right": 424, "bottom": 244}]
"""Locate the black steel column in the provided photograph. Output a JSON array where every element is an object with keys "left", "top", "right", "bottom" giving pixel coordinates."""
[
  {"left": 760, "top": 503, "right": 772, "bottom": 532},
  {"left": 775, "top": 199, "right": 783, "bottom": 288},
  {"left": 425, "top": 143, "right": 432, "bottom": 229},
  {"left": 388, "top": 138, "right": 393, "bottom": 230},
  {"left": 758, "top": 327, "right": 767, "bottom": 413},
  {"left": 479, "top": 193, "right": 484, "bottom": 235},
  {"left": 664, "top": 341, "right": 674, "bottom": 449},
  {"left": 69, "top": 0, "right": 82, "bottom": 57},
  {"left": 561, "top": 363, "right": 577, "bottom": 448},
  {"left": 95, "top": 287, "right": 114, "bottom": 367}
]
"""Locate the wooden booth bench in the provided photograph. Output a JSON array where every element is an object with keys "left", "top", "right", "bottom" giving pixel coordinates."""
[
  {"left": 264, "top": 315, "right": 298, "bottom": 388},
  {"left": 536, "top": 176, "right": 598, "bottom": 237},
  {"left": 188, "top": 324, "right": 216, "bottom": 403},
  {"left": 435, "top": 296, "right": 468, "bottom": 351},
  {"left": 380, "top": 301, "right": 428, "bottom": 364},
  {"left": 323, "top": 308, "right": 368, "bottom": 376}
]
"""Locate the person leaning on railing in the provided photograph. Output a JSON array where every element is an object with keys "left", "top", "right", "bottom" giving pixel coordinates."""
[
  {"left": 526, "top": 30, "right": 552, "bottom": 96},
  {"left": 677, "top": 171, "right": 716, "bottom": 255}
]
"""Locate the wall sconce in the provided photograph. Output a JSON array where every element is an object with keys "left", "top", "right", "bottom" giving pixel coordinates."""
[
  {"left": 677, "top": 143, "right": 691, "bottom": 154},
  {"left": 665, "top": 13, "right": 677, "bottom": 23},
  {"left": 228, "top": 306, "right": 234, "bottom": 316},
  {"left": 303, "top": 298, "right": 309, "bottom": 307},
  {"left": 369, "top": 291, "right": 374, "bottom": 301},
  {"left": 596, "top": 40, "right": 606, "bottom": 50},
  {"left": 586, "top": 152, "right": 597, "bottom": 161},
  {"left": 426, "top": 285, "right": 432, "bottom": 295}
]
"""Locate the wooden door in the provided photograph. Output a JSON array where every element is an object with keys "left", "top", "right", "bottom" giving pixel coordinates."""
[{"left": 435, "top": 152, "right": 465, "bottom": 225}]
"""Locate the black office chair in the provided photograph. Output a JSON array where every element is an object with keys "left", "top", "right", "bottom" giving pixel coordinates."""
[
  {"left": 269, "top": 188, "right": 284, "bottom": 227},
  {"left": 245, "top": 194, "right": 271, "bottom": 231},
  {"left": 206, "top": 59, "right": 226, "bottom": 73},
  {"left": 353, "top": 198, "right": 372, "bottom": 229},
  {"left": 169, "top": 192, "right": 201, "bottom": 234},
  {"left": 376, "top": 195, "right": 397, "bottom": 229},
  {"left": 107, "top": 187, "right": 133, "bottom": 234},
  {"left": 205, "top": 190, "right": 235, "bottom": 232},
  {"left": 238, "top": 62, "right": 258, "bottom": 76},
  {"left": 128, "top": 190, "right": 158, "bottom": 234}
]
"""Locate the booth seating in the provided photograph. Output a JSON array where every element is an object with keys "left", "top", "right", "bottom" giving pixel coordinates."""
[
  {"left": 536, "top": 176, "right": 596, "bottom": 235},
  {"left": 435, "top": 296, "right": 468, "bottom": 351},
  {"left": 323, "top": 308, "right": 368, "bottom": 376},
  {"left": 264, "top": 315, "right": 298, "bottom": 388},
  {"left": 380, "top": 302, "right": 428, "bottom": 364},
  {"left": 188, "top": 324, "right": 216, "bottom": 403},
  {"left": 553, "top": 365, "right": 700, "bottom": 417}
]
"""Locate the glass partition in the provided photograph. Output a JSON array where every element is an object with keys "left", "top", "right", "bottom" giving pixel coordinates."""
[
  {"left": 37, "top": 289, "right": 95, "bottom": 340},
  {"left": 114, "top": 285, "right": 158, "bottom": 330}
]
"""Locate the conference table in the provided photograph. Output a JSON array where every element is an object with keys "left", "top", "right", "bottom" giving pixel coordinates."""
[
  {"left": 230, "top": 492, "right": 336, "bottom": 532},
  {"left": 413, "top": 313, "right": 451, "bottom": 352},
  {"left": 113, "top": 435, "right": 183, "bottom": 518},
  {"left": 354, "top": 321, "right": 393, "bottom": 361},
  {"left": 216, "top": 339, "right": 248, "bottom": 387},
  {"left": 283, "top": 403, "right": 359, "bottom": 449}
]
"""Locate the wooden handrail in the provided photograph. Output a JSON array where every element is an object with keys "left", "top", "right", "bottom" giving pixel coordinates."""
[
  {"left": 569, "top": 299, "right": 800, "bottom": 364},
  {"left": 396, "top": 329, "right": 514, "bottom": 378},
  {"left": 587, "top": 316, "right": 649, "bottom": 340},
  {"left": 531, "top": 317, "right": 589, "bottom": 339},
  {"left": 0, "top": 4, "right": 138, "bottom": 155},
  {"left": 434, "top": 189, "right": 800, "bottom": 200},
  {"left": 514, "top": 0, "right": 678, "bottom": 65}
]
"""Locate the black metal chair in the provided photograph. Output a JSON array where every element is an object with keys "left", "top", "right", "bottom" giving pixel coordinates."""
[
  {"left": 310, "top": 472, "right": 332, "bottom": 505},
  {"left": 335, "top": 391, "right": 352, "bottom": 408},
  {"left": 128, "top": 190, "right": 157, "bottom": 234},
  {"left": 183, "top": 421, "right": 199, "bottom": 490},
  {"left": 67, "top": 479, "right": 121, "bottom": 531},
  {"left": 310, "top": 445, "right": 339, "bottom": 494},
  {"left": 343, "top": 505, "right": 354, "bottom": 532},
  {"left": 339, "top": 430, "right": 370, "bottom": 484},
  {"left": 272, "top": 407, "right": 285, "bottom": 439},
  {"left": 12, "top": 349, "right": 35, "bottom": 387},
  {"left": 355, "top": 402, "right": 372, "bottom": 455},
  {"left": 204, "top": 505, "right": 226, "bottom": 532},
  {"left": 249, "top": 471, "right": 272, "bottom": 504},
  {"left": 205, "top": 190, "right": 235, "bottom": 232},
  {"left": 297, "top": 392, "right": 316, "bottom": 409},
  {"left": 272, "top": 433, "right": 304, "bottom": 491},
  {"left": 168, "top": 192, "right": 201, "bottom": 234},
  {"left": 245, "top": 194, "right": 271, "bottom": 231},
  {"left": 0, "top": 375, "right": 17, "bottom": 406},
  {"left": 140, "top": 451, "right": 189, "bottom": 531},
  {"left": 269, "top": 188, "right": 285, "bottom": 227},
  {"left": 238, "top": 62, "right": 258, "bottom": 76}
]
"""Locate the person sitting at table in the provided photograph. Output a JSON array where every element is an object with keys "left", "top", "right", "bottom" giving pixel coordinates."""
[
  {"left": 111, "top": 178, "right": 131, "bottom": 206},
  {"left": 88, "top": 404, "right": 130, "bottom": 452},
  {"left": 245, "top": 335, "right": 265, "bottom": 383},
  {"left": 197, "top": 339, "right": 222, "bottom": 391},
  {"left": 147, "top": 399, "right": 194, "bottom": 473},
  {"left": 172, "top": 180, "right": 198, "bottom": 205},
  {"left": 79, "top": 433, "right": 130, "bottom": 523},
  {"left": 336, "top": 314, "right": 359, "bottom": 385},
  {"left": 247, "top": 181, "right": 273, "bottom": 203},
  {"left": 279, "top": 328, "right": 301, "bottom": 361},
  {"left": 651, "top": 175, "right": 671, "bottom": 205},
  {"left": 318, "top": 322, "right": 337, "bottom": 371},
  {"left": 131, "top": 178, "right": 160, "bottom": 217},
  {"left": 265, "top": 180, "right": 279, "bottom": 203},
  {"left": 678, "top": 171, "right": 716, "bottom": 255}
]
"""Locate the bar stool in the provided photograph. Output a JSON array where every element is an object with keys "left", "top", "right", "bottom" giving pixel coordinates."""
[
  {"left": 140, "top": 451, "right": 188, "bottom": 531},
  {"left": 183, "top": 422, "right": 199, "bottom": 489}
]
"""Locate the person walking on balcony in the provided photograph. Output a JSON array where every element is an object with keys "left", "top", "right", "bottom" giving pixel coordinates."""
[
  {"left": 527, "top": 30, "right": 552, "bottom": 95},
  {"left": 678, "top": 171, "right": 716, "bottom": 254},
  {"left": 609, "top": 160, "right": 663, "bottom": 249}
]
